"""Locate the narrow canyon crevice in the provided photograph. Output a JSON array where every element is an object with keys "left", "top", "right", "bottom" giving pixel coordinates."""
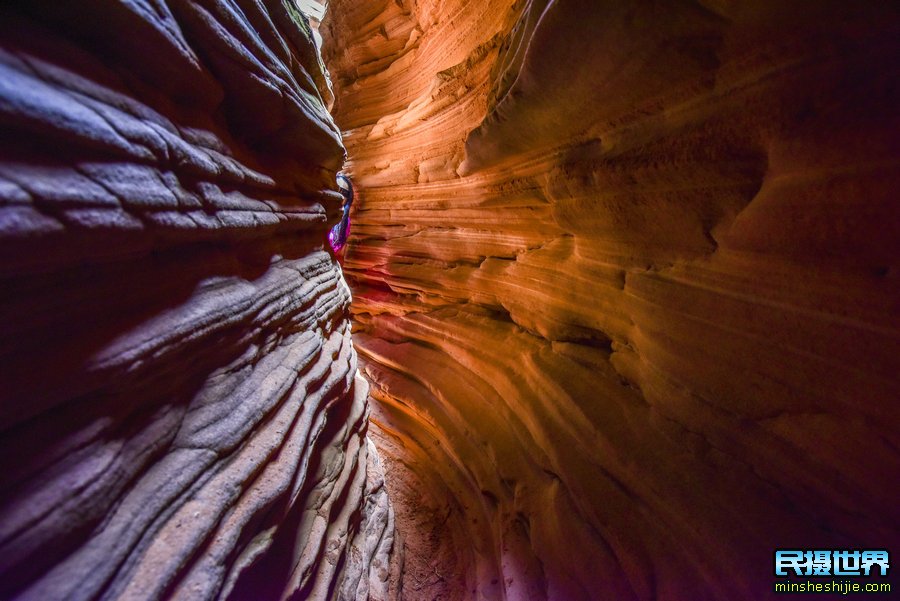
[{"left": 0, "top": 1, "right": 898, "bottom": 601}]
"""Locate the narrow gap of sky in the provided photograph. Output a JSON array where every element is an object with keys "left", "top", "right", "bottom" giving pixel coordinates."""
[
  {"left": 294, "top": 0, "right": 328, "bottom": 50},
  {"left": 295, "top": 0, "right": 328, "bottom": 23}
]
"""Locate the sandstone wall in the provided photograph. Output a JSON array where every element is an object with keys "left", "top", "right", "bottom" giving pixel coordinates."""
[
  {"left": 0, "top": 1, "right": 396, "bottom": 600},
  {"left": 324, "top": 1, "right": 900, "bottom": 599}
]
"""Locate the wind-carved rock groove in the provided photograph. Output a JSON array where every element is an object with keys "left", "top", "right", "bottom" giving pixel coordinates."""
[{"left": 0, "top": 1, "right": 398, "bottom": 600}]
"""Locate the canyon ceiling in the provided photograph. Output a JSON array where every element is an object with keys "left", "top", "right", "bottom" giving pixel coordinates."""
[{"left": 0, "top": 1, "right": 898, "bottom": 601}]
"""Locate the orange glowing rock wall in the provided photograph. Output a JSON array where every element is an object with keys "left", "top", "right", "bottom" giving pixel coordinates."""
[{"left": 324, "top": 1, "right": 900, "bottom": 599}]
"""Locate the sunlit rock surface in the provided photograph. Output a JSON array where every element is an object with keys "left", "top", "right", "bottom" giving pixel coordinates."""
[
  {"left": 0, "top": 1, "right": 396, "bottom": 600},
  {"left": 324, "top": 0, "right": 900, "bottom": 599}
]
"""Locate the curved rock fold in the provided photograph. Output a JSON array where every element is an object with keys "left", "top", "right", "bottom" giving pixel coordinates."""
[
  {"left": 324, "top": 0, "right": 900, "bottom": 599},
  {"left": 0, "top": 1, "right": 397, "bottom": 600}
]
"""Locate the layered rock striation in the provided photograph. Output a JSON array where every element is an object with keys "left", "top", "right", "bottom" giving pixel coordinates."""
[
  {"left": 325, "top": 1, "right": 900, "bottom": 599},
  {"left": 0, "top": 1, "right": 396, "bottom": 600}
]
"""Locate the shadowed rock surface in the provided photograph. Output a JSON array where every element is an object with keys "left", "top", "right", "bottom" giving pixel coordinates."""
[
  {"left": 324, "top": 0, "right": 900, "bottom": 599},
  {"left": 0, "top": 1, "right": 397, "bottom": 600}
]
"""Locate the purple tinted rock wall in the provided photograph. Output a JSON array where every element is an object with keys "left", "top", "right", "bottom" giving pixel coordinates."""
[{"left": 0, "top": 2, "right": 397, "bottom": 599}]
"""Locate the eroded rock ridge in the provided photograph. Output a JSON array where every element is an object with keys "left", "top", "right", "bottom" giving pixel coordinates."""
[{"left": 0, "top": 1, "right": 397, "bottom": 600}]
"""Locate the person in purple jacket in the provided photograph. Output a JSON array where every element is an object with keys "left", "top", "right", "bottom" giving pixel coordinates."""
[{"left": 328, "top": 173, "right": 353, "bottom": 258}]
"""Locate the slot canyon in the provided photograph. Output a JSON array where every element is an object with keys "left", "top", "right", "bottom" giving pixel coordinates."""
[{"left": 0, "top": 0, "right": 897, "bottom": 599}]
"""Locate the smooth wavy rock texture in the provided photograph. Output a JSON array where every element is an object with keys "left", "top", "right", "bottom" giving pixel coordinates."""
[
  {"left": 324, "top": 0, "right": 900, "bottom": 599},
  {"left": 0, "top": 1, "right": 397, "bottom": 600}
]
